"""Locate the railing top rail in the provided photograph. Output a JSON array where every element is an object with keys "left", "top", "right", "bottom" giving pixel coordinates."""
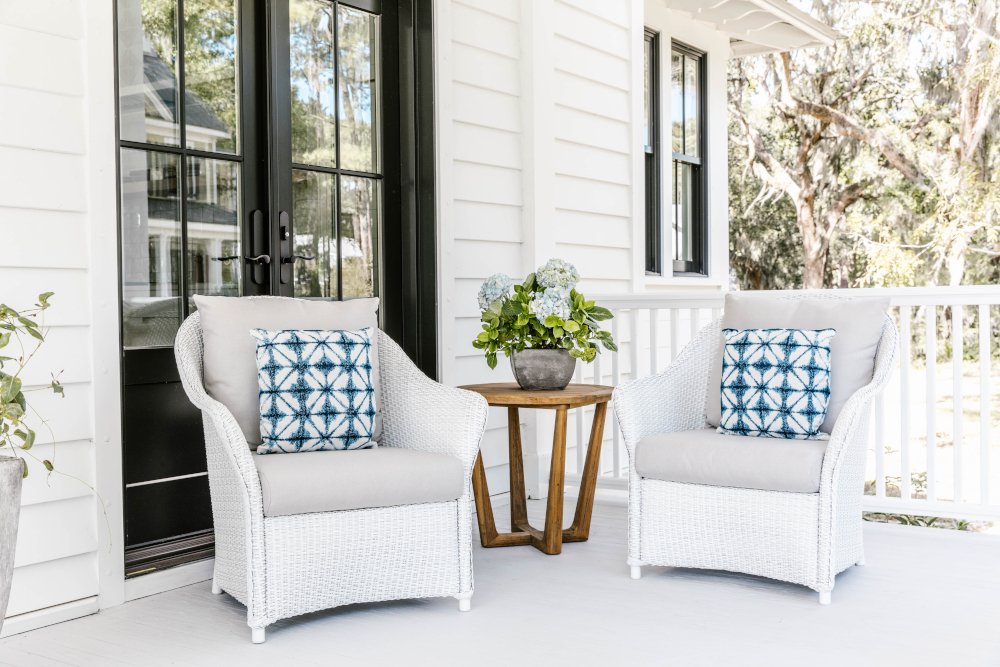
[{"left": 592, "top": 285, "right": 1000, "bottom": 309}]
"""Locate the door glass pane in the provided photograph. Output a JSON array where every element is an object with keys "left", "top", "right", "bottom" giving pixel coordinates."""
[
  {"left": 292, "top": 169, "right": 337, "bottom": 297},
  {"left": 671, "top": 51, "right": 683, "bottom": 155},
  {"left": 117, "top": 0, "right": 180, "bottom": 147},
  {"left": 338, "top": 5, "right": 377, "bottom": 173},
  {"left": 186, "top": 156, "right": 241, "bottom": 311},
  {"left": 121, "top": 148, "right": 183, "bottom": 347},
  {"left": 684, "top": 55, "right": 699, "bottom": 157},
  {"left": 341, "top": 176, "right": 377, "bottom": 298},
  {"left": 643, "top": 37, "right": 651, "bottom": 148},
  {"left": 183, "top": 0, "right": 239, "bottom": 154},
  {"left": 673, "top": 161, "right": 693, "bottom": 262},
  {"left": 290, "top": 0, "right": 337, "bottom": 168}
]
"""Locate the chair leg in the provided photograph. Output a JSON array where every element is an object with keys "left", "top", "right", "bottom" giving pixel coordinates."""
[
  {"left": 211, "top": 577, "right": 223, "bottom": 595},
  {"left": 251, "top": 627, "right": 265, "bottom": 644},
  {"left": 818, "top": 591, "right": 832, "bottom": 605},
  {"left": 856, "top": 555, "right": 865, "bottom": 566},
  {"left": 630, "top": 565, "right": 641, "bottom": 580},
  {"left": 458, "top": 598, "right": 471, "bottom": 612}
]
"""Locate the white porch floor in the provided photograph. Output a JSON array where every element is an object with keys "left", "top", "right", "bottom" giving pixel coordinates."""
[{"left": 2, "top": 500, "right": 999, "bottom": 667}]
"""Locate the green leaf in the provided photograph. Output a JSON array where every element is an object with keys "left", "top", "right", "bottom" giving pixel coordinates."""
[
  {"left": 13, "top": 429, "right": 34, "bottom": 450},
  {"left": 502, "top": 300, "right": 521, "bottom": 318},
  {"left": 14, "top": 391, "right": 26, "bottom": 411},
  {"left": 1, "top": 374, "right": 22, "bottom": 403},
  {"left": 522, "top": 273, "right": 536, "bottom": 292},
  {"left": 486, "top": 353, "right": 498, "bottom": 370},
  {"left": 17, "top": 317, "right": 38, "bottom": 329},
  {"left": 477, "top": 332, "right": 490, "bottom": 343},
  {"left": 43, "top": 459, "right": 53, "bottom": 472},
  {"left": 569, "top": 349, "right": 584, "bottom": 358},
  {"left": 552, "top": 326, "right": 564, "bottom": 338},
  {"left": 488, "top": 330, "right": 498, "bottom": 340},
  {"left": 543, "top": 315, "right": 563, "bottom": 328},
  {"left": 37, "top": 292, "right": 54, "bottom": 307},
  {"left": 563, "top": 320, "right": 581, "bottom": 333},
  {"left": 584, "top": 300, "right": 595, "bottom": 310},
  {"left": 602, "top": 340, "right": 619, "bottom": 353},
  {"left": 25, "top": 327, "right": 43, "bottom": 341},
  {"left": 21, "top": 462, "right": 27, "bottom": 479},
  {"left": 0, "top": 356, "right": 11, "bottom": 368},
  {"left": 0, "top": 332, "right": 9, "bottom": 349},
  {"left": 588, "top": 306, "right": 613, "bottom": 321},
  {"left": 50, "top": 380, "right": 64, "bottom": 397},
  {"left": 0, "top": 305, "right": 18, "bottom": 318}
]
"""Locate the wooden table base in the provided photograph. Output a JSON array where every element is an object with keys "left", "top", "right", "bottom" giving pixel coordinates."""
[{"left": 471, "top": 402, "right": 608, "bottom": 555}]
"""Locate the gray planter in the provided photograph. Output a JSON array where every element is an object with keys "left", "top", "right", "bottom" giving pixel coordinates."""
[
  {"left": 510, "top": 349, "right": 576, "bottom": 390},
  {"left": 0, "top": 456, "right": 23, "bottom": 635}
]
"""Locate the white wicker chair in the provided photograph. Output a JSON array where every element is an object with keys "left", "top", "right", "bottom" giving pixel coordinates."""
[
  {"left": 613, "top": 310, "right": 898, "bottom": 605},
  {"left": 174, "top": 311, "right": 489, "bottom": 643}
]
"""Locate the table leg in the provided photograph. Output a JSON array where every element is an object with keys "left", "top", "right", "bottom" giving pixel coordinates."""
[
  {"left": 536, "top": 408, "right": 568, "bottom": 555},
  {"left": 565, "top": 401, "right": 608, "bottom": 543},
  {"left": 471, "top": 452, "right": 498, "bottom": 547},
  {"left": 507, "top": 407, "right": 529, "bottom": 533}
]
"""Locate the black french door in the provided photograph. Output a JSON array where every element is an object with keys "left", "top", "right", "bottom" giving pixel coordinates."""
[{"left": 114, "top": 0, "right": 435, "bottom": 576}]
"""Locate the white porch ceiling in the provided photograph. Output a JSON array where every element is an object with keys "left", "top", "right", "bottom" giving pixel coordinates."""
[{"left": 654, "top": 0, "right": 843, "bottom": 57}]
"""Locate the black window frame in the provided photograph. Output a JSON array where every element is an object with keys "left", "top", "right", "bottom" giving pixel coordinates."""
[
  {"left": 643, "top": 29, "right": 661, "bottom": 276},
  {"left": 670, "top": 41, "right": 707, "bottom": 276}
]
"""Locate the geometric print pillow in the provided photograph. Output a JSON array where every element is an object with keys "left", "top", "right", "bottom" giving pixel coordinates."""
[
  {"left": 250, "top": 328, "right": 377, "bottom": 454},
  {"left": 718, "top": 328, "right": 836, "bottom": 440}
]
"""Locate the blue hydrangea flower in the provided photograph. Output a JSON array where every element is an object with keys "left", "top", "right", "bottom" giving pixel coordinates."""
[
  {"left": 478, "top": 273, "right": 512, "bottom": 310},
  {"left": 534, "top": 286, "right": 572, "bottom": 323},
  {"left": 536, "top": 258, "right": 580, "bottom": 290}
]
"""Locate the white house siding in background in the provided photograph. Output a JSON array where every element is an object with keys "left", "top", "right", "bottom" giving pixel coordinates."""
[
  {"left": 436, "top": 0, "right": 728, "bottom": 497},
  {"left": 0, "top": 0, "right": 123, "bottom": 635}
]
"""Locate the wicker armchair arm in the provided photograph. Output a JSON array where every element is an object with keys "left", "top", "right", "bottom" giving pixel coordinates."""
[
  {"left": 819, "top": 316, "right": 899, "bottom": 489},
  {"left": 376, "top": 331, "right": 488, "bottom": 474},
  {"left": 613, "top": 318, "right": 720, "bottom": 456},
  {"left": 174, "top": 314, "right": 263, "bottom": 507}
]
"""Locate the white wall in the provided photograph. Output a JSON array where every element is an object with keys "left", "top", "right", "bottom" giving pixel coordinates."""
[
  {"left": 435, "top": 0, "right": 729, "bottom": 497},
  {"left": 0, "top": 0, "right": 124, "bottom": 635}
]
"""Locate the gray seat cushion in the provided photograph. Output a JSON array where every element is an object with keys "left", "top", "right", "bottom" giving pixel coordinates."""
[
  {"left": 634, "top": 428, "right": 827, "bottom": 493},
  {"left": 253, "top": 447, "right": 465, "bottom": 517},
  {"left": 706, "top": 294, "right": 890, "bottom": 435},
  {"left": 192, "top": 295, "right": 382, "bottom": 449}
]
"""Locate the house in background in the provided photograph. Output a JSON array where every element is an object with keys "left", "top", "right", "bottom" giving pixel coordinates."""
[{"left": 0, "top": 0, "right": 858, "bottom": 637}]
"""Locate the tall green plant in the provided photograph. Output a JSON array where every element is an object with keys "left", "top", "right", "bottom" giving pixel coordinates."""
[{"left": 1, "top": 293, "right": 63, "bottom": 477}]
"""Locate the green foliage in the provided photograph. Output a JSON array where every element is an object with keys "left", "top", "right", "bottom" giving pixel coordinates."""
[
  {"left": 1, "top": 294, "right": 63, "bottom": 478},
  {"left": 471, "top": 274, "right": 618, "bottom": 370}
]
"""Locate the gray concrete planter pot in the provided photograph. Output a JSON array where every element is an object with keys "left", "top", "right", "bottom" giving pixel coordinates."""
[
  {"left": 510, "top": 349, "right": 576, "bottom": 390},
  {"left": 0, "top": 456, "right": 23, "bottom": 635}
]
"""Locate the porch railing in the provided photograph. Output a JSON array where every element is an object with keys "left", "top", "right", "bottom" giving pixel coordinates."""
[{"left": 566, "top": 286, "right": 1000, "bottom": 523}]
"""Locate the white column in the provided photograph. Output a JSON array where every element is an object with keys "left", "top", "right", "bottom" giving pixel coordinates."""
[{"left": 519, "top": 0, "right": 557, "bottom": 499}]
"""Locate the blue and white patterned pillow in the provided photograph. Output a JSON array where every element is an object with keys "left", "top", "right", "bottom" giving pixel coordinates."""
[
  {"left": 250, "top": 328, "right": 376, "bottom": 454},
  {"left": 718, "top": 328, "right": 836, "bottom": 440}
]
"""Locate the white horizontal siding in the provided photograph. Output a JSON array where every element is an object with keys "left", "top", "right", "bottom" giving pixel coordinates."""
[{"left": 1, "top": 4, "right": 99, "bottom": 622}]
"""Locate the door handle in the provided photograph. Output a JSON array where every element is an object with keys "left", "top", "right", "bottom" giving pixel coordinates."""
[
  {"left": 245, "top": 254, "right": 271, "bottom": 265},
  {"left": 281, "top": 254, "right": 315, "bottom": 265},
  {"left": 212, "top": 256, "right": 240, "bottom": 262}
]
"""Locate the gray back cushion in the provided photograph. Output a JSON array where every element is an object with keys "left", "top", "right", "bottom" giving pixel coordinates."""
[
  {"left": 192, "top": 295, "right": 382, "bottom": 449},
  {"left": 706, "top": 294, "right": 890, "bottom": 434}
]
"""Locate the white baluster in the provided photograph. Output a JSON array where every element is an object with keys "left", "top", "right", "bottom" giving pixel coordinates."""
[
  {"left": 689, "top": 308, "right": 700, "bottom": 342},
  {"left": 980, "top": 304, "right": 991, "bottom": 507},
  {"left": 629, "top": 309, "right": 640, "bottom": 382},
  {"left": 899, "top": 306, "right": 911, "bottom": 500},
  {"left": 575, "top": 361, "right": 584, "bottom": 475},
  {"left": 650, "top": 309, "right": 659, "bottom": 375},
  {"left": 953, "top": 306, "right": 963, "bottom": 504},
  {"left": 670, "top": 308, "right": 680, "bottom": 362},
  {"left": 875, "top": 394, "right": 885, "bottom": 499},
  {"left": 612, "top": 310, "right": 621, "bottom": 478},
  {"left": 926, "top": 306, "right": 937, "bottom": 502}
]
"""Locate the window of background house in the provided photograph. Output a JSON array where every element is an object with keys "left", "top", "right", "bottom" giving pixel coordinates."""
[
  {"left": 671, "top": 43, "right": 706, "bottom": 275},
  {"left": 643, "top": 30, "right": 660, "bottom": 275}
]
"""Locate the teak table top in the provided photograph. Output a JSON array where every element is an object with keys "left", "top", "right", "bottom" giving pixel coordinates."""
[{"left": 458, "top": 382, "right": 614, "bottom": 409}]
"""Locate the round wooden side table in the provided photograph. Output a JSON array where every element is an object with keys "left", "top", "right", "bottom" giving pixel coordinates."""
[{"left": 458, "top": 383, "right": 615, "bottom": 555}]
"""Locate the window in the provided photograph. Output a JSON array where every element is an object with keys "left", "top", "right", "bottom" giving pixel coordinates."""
[
  {"left": 670, "top": 44, "right": 706, "bottom": 275},
  {"left": 643, "top": 30, "right": 661, "bottom": 275}
]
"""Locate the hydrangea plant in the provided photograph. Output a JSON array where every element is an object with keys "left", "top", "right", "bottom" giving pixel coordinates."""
[{"left": 472, "top": 259, "right": 618, "bottom": 369}]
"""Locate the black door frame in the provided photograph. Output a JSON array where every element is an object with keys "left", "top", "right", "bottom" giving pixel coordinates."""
[{"left": 113, "top": 0, "right": 437, "bottom": 576}]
